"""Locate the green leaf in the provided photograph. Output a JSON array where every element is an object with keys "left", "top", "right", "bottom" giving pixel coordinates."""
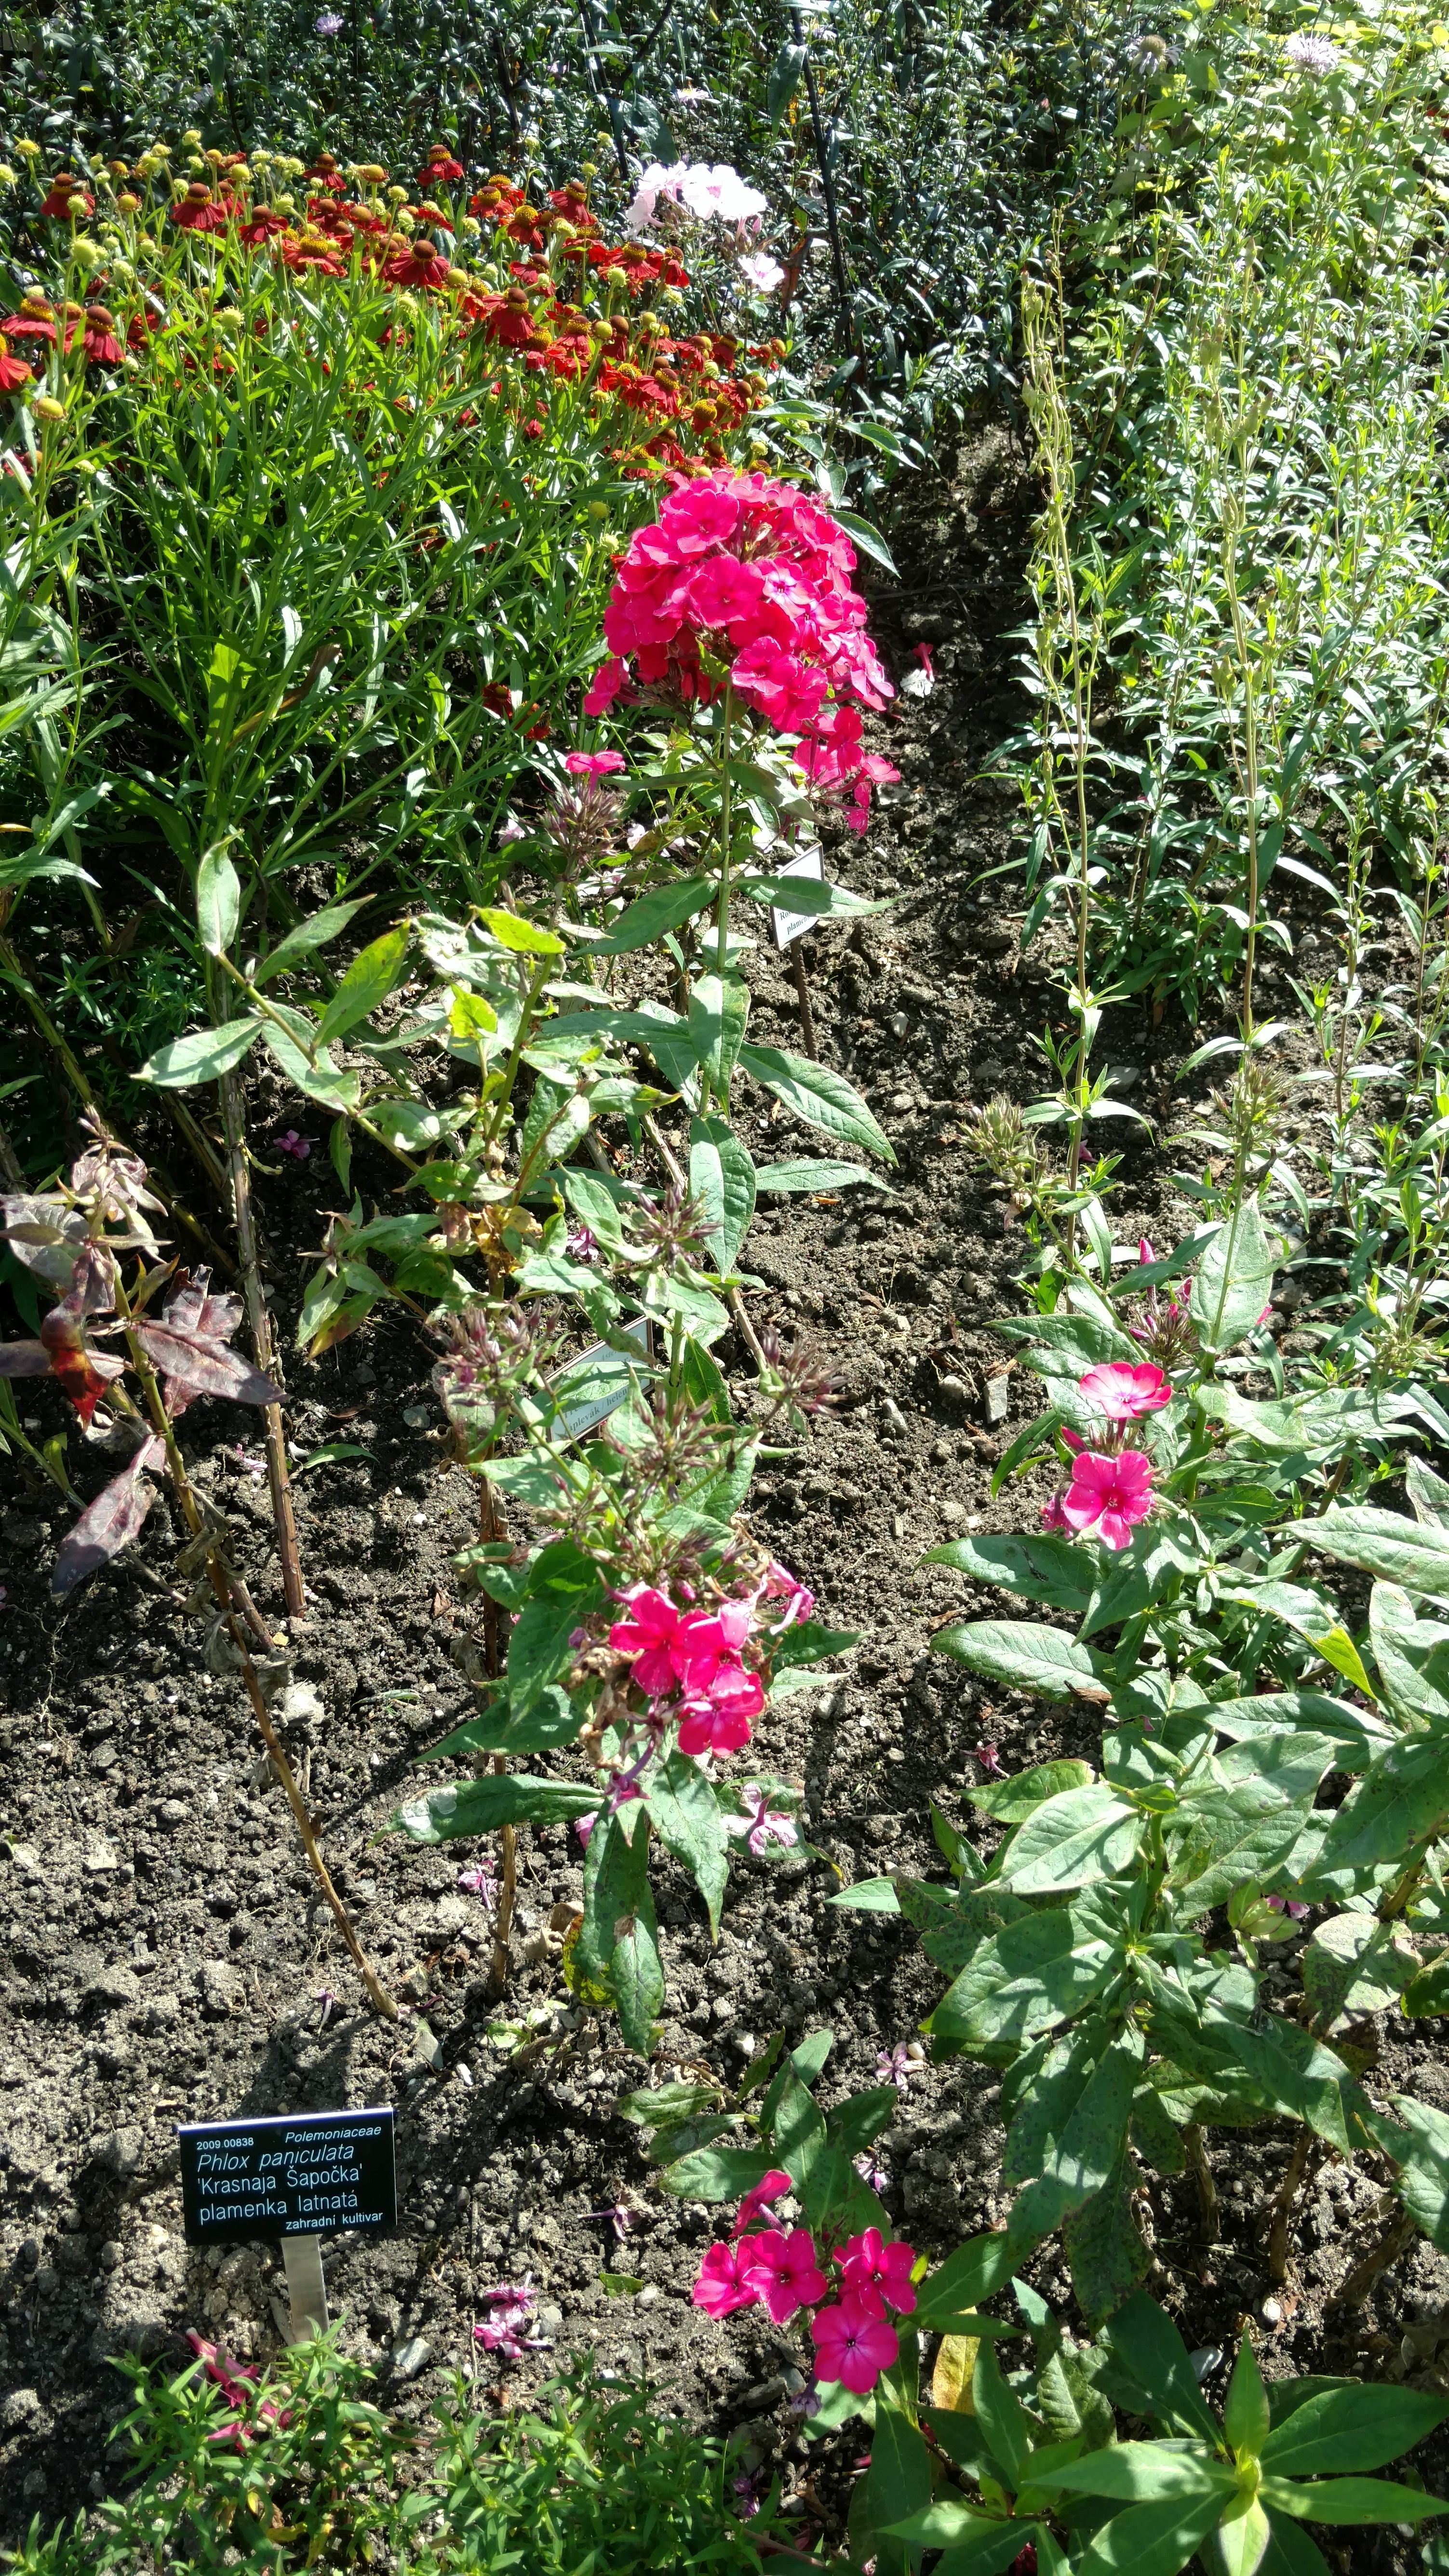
[
  {"left": 1223, "top": 2334, "right": 1271, "bottom": 2459},
  {"left": 480, "top": 906, "right": 564, "bottom": 956},
  {"left": 425, "top": 1682, "right": 583, "bottom": 1762},
  {"left": 1192, "top": 1198, "right": 1278, "bottom": 1354},
  {"left": 660, "top": 2144, "right": 776, "bottom": 2201},
  {"left": 1315, "top": 1736, "right": 1449, "bottom": 1872},
  {"left": 931, "top": 1906, "right": 1115, "bottom": 2051},
  {"left": 914, "top": 2230, "right": 1025, "bottom": 2326},
  {"left": 196, "top": 839, "right": 241, "bottom": 958},
  {"left": 861, "top": 2396, "right": 934, "bottom": 2573},
  {"left": 925, "top": 1532, "right": 1094, "bottom": 1614},
  {"left": 315, "top": 925, "right": 411, "bottom": 1047},
  {"left": 1027, "top": 2443, "right": 1230, "bottom": 2505},
  {"left": 1103, "top": 2291, "right": 1223, "bottom": 2443},
  {"left": 971, "top": 2340, "right": 1034, "bottom": 2487},
  {"left": 1204, "top": 2496, "right": 1272, "bottom": 2576},
  {"left": 688, "top": 1114, "right": 756, "bottom": 1275},
  {"left": 1065, "top": 2489, "right": 1229, "bottom": 2576},
  {"left": 1255, "top": 2519, "right": 1332, "bottom": 2576},
  {"left": 688, "top": 974, "right": 749, "bottom": 1099},
  {"left": 1312, "top": 1508, "right": 1449, "bottom": 1601},
  {"left": 752, "top": 1157, "right": 896, "bottom": 1194},
  {"left": 390, "top": 1775, "right": 598, "bottom": 1838},
  {"left": 969, "top": 1758, "right": 1094, "bottom": 1824},
  {"left": 645, "top": 1748, "right": 728, "bottom": 1938},
  {"left": 600, "top": 2271, "right": 645, "bottom": 2295},
  {"left": 1259, "top": 2382, "right": 1449, "bottom": 2478},
  {"left": 137, "top": 1019, "right": 262, "bottom": 1087},
  {"left": 999, "top": 1784, "right": 1143, "bottom": 1894},
  {"left": 1387, "top": 2095, "right": 1449, "bottom": 2248},
  {"left": 932, "top": 1619, "right": 1105, "bottom": 1700},
  {"left": 1259, "top": 2473, "right": 1447, "bottom": 2525},
  {"left": 889, "top": 2521, "right": 1039, "bottom": 2576},
  {"left": 292, "top": 1441, "right": 370, "bottom": 1474},
  {"left": 1013, "top": 2028, "right": 1143, "bottom": 2239},
  {"left": 1301, "top": 1914, "right": 1417, "bottom": 2028},
  {"left": 829, "top": 1875, "right": 902, "bottom": 1913},
  {"left": 254, "top": 897, "right": 370, "bottom": 985},
  {"left": 585, "top": 875, "right": 713, "bottom": 957},
  {"left": 834, "top": 507, "right": 901, "bottom": 578},
  {"left": 737, "top": 1041, "right": 896, "bottom": 1161},
  {"left": 825, "top": 2085, "right": 899, "bottom": 2157},
  {"left": 737, "top": 872, "right": 887, "bottom": 919},
  {"left": 1369, "top": 1583, "right": 1449, "bottom": 1725}
]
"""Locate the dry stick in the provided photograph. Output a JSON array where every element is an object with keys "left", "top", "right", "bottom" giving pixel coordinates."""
[
  {"left": 641, "top": 1111, "right": 769, "bottom": 1370},
  {"left": 1328, "top": 2205, "right": 1416, "bottom": 2312},
  {"left": 477, "top": 1479, "right": 517, "bottom": 2001},
  {"left": 1264, "top": 2128, "right": 1317, "bottom": 2283},
  {"left": 789, "top": 943, "right": 819, "bottom": 1060},
  {"left": 0, "top": 1114, "right": 23, "bottom": 1192},
  {"left": 220, "top": 1070, "right": 306, "bottom": 1622},
  {"left": 1184, "top": 2122, "right": 1219, "bottom": 2243},
  {"left": 118, "top": 1300, "right": 395, "bottom": 2018}
]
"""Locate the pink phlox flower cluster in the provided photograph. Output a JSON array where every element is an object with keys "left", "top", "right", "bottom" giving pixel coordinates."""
[
  {"left": 693, "top": 2206, "right": 918, "bottom": 2394},
  {"left": 473, "top": 2278, "right": 550, "bottom": 2358},
  {"left": 624, "top": 161, "right": 767, "bottom": 231},
  {"left": 584, "top": 469, "right": 899, "bottom": 831},
  {"left": 724, "top": 1781, "right": 799, "bottom": 1855},
  {"left": 563, "top": 749, "right": 627, "bottom": 779},
  {"left": 738, "top": 250, "right": 784, "bottom": 293},
  {"left": 1041, "top": 1356, "right": 1166, "bottom": 1549},
  {"left": 605, "top": 1566, "right": 805, "bottom": 1758}
]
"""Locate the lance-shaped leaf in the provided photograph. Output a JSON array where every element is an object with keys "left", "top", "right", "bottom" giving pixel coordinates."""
[
  {"left": 924, "top": 1532, "right": 1094, "bottom": 1614},
  {"left": 1011, "top": 2026, "right": 1143, "bottom": 2241},
  {"left": 933, "top": 1619, "right": 1107, "bottom": 1701},
  {"left": 52, "top": 1435, "right": 164, "bottom": 1596},
  {"left": 644, "top": 1748, "right": 728, "bottom": 1938},
  {"left": 1192, "top": 1196, "right": 1278, "bottom": 1353},
  {"left": 392, "top": 1775, "right": 600, "bottom": 1838},
  {"left": 1311, "top": 1507, "right": 1449, "bottom": 1601},
  {"left": 1313, "top": 1734, "right": 1449, "bottom": 1873},
  {"left": 998, "top": 1783, "right": 1144, "bottom": 1894},
  {"left": 930, "top": 1903, "right": 1117, "bottom": 2051},
  {"left": 133, "top": 1321, "right": 281, "bottom": 1408},
  {"left": 736, "top": 1040, "right": 896, "bottom": 1161},
  {"left": 1259, "top": 2380, "right": 1448, "bottom": 2479},
  {"left": 1386, "top": 2095, "right": 1449, "bottom": 2248},
  {"left": 1368, "top": 1583, "right": 1449, "bottom": 1725}
]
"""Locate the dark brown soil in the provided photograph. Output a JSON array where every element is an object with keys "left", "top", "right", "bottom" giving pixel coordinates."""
[{"left": 2, "top": 432, "right": 1448, "bottom": 2562}]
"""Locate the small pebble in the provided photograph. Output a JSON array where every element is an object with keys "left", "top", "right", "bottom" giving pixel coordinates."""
[
  {"left": 1260, "top": 2296, "right": 1283, "bottom": 2325},
  {"left": 391, "top": 2336, "right": 433, "bottom": 2379}
]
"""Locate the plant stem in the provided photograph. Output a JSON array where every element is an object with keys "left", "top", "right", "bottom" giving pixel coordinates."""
[
  {"left": 1184, "top": 2122, "right": 1219, "bottom": 2242},
  {"left": 790, "top": 943, "right": 818, "bottom": 1059},
  {"left": 220, "top": 1070, "right": 306, "bottom": 1622},
  {"left": 116, "top": 1272, "right": 394, "bottom": 2018},
  {"left": 1328, "top": 2205, "right": 1416, "bottom": 2311},
  {"left": 1264, "top": 2129, "right": 1316, "bottom": 2282},
  {"left": 713, "top": 682, "right": 735, "bottom": 1000}
]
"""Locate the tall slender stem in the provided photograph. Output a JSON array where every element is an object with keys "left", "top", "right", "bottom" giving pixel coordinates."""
[
  {"left": 714, "top": 682, "right": 736, "bottom": 992},
  {"left": 220, "top": 1070, "right": 306, "bottom": 1621}
]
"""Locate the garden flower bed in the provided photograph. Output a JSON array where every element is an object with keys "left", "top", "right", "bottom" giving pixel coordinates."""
[{"left": 6, "top": 10, "right": 1449, "bottom": 2569}]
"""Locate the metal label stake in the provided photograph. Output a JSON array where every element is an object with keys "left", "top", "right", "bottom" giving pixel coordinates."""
[{"left": 282, "top": 2234, "right": 329, "bottom": 2341}]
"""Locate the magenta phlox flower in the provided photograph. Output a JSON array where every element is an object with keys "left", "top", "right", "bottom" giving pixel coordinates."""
[
  {"left": 1040, "top": 1490, "right": 1070, "bottom": 1533},
  {"left": 608, "top": 1584, "right": 684, "bottom": 1693},
  {"left": 564, "top": 749, "right": 627, "bottom": 779},
  {"left": 739, "top": 2226, "right": 827, "bottom": 2323},
  {"left": 731, "top": 2168, "right": 792, "bottom": 2237},
  {"left": 1077, "top": 1360, "right": 1171, "bottom": 1421},
  {"left": 457, "top": 1863, "right": 497, "bottom": 1908},
  {"left": 724, "top": 1782, "right": 798, "bottom": 1855},
  {"left": 853, "top": 2152, "right": 888, "bottom": 2194},
  {"left": 565, "top": 1224, "right": 601, "bottom": 1263},
  {"left": 875, "top": 2042, "right": 918, "bottom": 2095},
  {"left": 677, "top": 1661, "right": 765, "bottom": 1754},
  {"left": 474, "top": 2278, "right": 548, "bottom": 2357},
  {"left": 273, "top": 1128, "right": 313, "bottom": 1161},
  {"left": 810, "top": 2293, "right": 899, "bottom": 2393},
  {"left": 693, "top": 2238, "right": 759, "bottom": 2317},
  {"left": 833, "top": 2227, "right": 917, "bottom": 2320},
  {"left": 1061, "top": 1448, "right": 1154, "bottom": 1550},
  {"left": 975, "top": 1740, "right": 1004, "bottom": 1778},
  {"left": 762, "top": 1560, "right": 815, "bottom": 1627},
  {"left": 575, "top": 1811, "right": 597, "bottom": 1850},
  {"left": 1138, "top": 1236, "right": 1156, "bottom": 1265}
]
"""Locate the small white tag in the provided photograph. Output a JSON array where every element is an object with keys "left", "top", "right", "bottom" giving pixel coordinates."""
[{"left": 771, "top": 846, "right": 825, "bottom": 950}]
